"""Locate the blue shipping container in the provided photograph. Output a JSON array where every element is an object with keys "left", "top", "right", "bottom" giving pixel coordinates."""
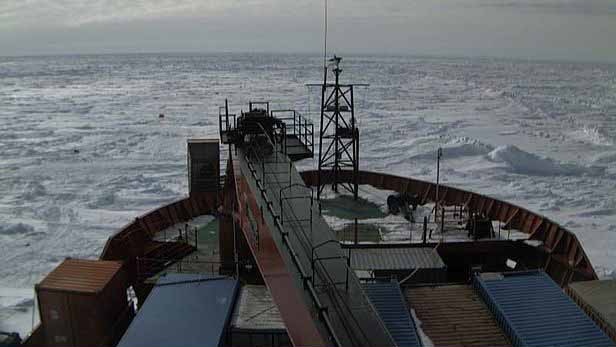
[
  {"left": 474, "top": 271, "right": 615, "bottom": 347},
  {"left": 117, "top": 273, "right": 239, "bottom": 347}
]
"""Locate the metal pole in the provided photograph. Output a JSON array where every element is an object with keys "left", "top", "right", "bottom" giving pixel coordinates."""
[
  {"left": 346, "top": 248, "right": 350, "bottom": 292},
  {"left": 317, "top": 84, "right": 326, "bottom": 200},
  {"left": 473, "top": 212, "right": 477, "bottom": 240},
  {"left": 136, "top": 257, "right": 140, "bottom": 282},
  {"left": 351, "top": 85, "right": 358, "bottom": 200},
  {"left": 422, "top": 216, "right": 427, "bottom": 244},
  {"left": 323, "top": 0, "right": 328, "bottom": 84},
  {"left": 333, "top": 68, "right": 340, "bottom": 193},
  {"left": 279, "top": 195, "right": 284, "bottom": 226},
  {"left": 225, "top": 99, "right": 229, "bottom": 131},
  {"left": 354, "top": 218, "right": 358, "bottom": 245},
  {"left": 435, "top": 147, "right": 442, "bottom": 223},
  {"left": 441, "top": 207, "right": 445, "bottom": 232}
]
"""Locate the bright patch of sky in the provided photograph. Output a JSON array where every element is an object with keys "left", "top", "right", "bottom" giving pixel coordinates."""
[{"left": 1, "top": 0, "right": 615, "bottom": 62}]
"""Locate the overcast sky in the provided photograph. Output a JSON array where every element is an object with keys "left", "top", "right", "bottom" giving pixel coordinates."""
[{"left": 1, "top": 0, "right": 615, "bottom": 62}]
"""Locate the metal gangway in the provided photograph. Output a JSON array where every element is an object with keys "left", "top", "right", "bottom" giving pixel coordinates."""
[{"left": 226, "top": 117, "right": 395, "bottom": 347}]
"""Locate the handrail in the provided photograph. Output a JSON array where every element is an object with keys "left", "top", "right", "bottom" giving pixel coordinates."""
[
  {"left": 271, "top": 109, "right": 315, "bottom": 155},
  {"left": 241, "top": 136, "right": 342, "bottom": 347},
  {"left": 242, "top": 135, "right": 391, "bottom": 346},
  {"left": 136, "top": 257, "right": 241, "bottom": 282},
  {"left": 301, "top": 169, "right": 599, "bottom": 283}
]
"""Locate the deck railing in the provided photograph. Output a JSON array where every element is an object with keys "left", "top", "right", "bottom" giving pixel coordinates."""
[
  {"left": 271, "top": 109, "right": 315, "bottom": 155},
  {"left": 240, "top": 124, "right": 393, "bottom": 347}
]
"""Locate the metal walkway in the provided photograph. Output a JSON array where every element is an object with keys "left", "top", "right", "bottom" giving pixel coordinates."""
[{"left": 233, "top": 130, "right": 395, "bottom": 347}]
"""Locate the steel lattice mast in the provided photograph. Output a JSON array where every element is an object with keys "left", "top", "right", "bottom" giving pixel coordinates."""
[{"left": 317, "top": 56, "right": 360, "bottom": 200}]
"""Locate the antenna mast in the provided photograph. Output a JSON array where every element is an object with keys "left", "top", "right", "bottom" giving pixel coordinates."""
[
  {"left": 323, "top": 0, "right": 328, "bottom": 83},
  {"left": 316, "top": 56, "right": 360, "bottom": 200}
]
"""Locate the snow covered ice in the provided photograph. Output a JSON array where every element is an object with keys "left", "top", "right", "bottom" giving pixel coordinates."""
[{"left": 1, "top": 53, "right": 616, "bottom": 335}]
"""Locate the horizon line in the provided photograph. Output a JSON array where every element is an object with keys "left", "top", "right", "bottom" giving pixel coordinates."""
[{"left": 1, "top": 50, "right": 615, "bottom": 66}]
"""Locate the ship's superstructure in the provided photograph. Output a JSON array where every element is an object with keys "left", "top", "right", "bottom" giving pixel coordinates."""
[{"left": 14, "top": 58, "right": 616, "bottom": 347}]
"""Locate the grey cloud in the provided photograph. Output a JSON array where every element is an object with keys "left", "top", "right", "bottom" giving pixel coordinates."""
[
  {"left": 469, "top": 0, "right": 616, "bottom": 15},
  {"left": 0, "top": 0, "right": 615, "bottom": 62}
]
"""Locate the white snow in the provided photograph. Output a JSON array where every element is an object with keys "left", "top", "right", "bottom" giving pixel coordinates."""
[
  {"left": 410, "top": 308, "right": 434, "bottom": 347},
  {"left": 1, "top": 54, "right": 616, "bottom": 335},
  {"left": 487, "top": 144, "right": 604, "bottom": 176}
]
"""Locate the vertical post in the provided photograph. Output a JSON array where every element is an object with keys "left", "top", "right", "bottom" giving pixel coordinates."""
[
  {"left": 473, "top": 212, "right": 477, "bottom": 240},
  {"left": 422, "top": 216, "right": 428, "bottom": 244},
  {"left": 311, "top": 124, "right": 315, "bottom": 154},
  {"left": 333, "top": 67, "right": 340, "bottom": 193},
  {"left": 297, "top": 116, "right": 302, "bottom": 142},
  {"left": 136, "top": 257, "right": 140, "bottom": 282},
  {"left": 317, "top": 82, "right": 326, "bottom": 200},
  {"left": 354, "top": 218, "right": 358, "bottom": 245},
  {"left": 310, "top": 205, "right": 314, "bottom": 249},
  {"left": 304, "top": 117, "right": 307, "bottom": 145},
  {"left": 225, "top": 99, "right": 229, "bottom": 131},
  {"left": 441, "top": 207, "right": 445, "bottom": 234},
  {"left": 351, "top": 85, "right": 358, "bottom": 200},
  {"left": 311, "top": 249, "right": 315, "bottom": 283},
  {"left": 195, "top": 227, "right": 198, "bottom": 249},
  {"left": 346, "top": 248, "right": 350, "bottom": 292},
  {"left": 435, "top": 147, "right": 442, "bottom": 222},
  {"left": 279, "top": 194, "right": 284, "bottom": 226}
]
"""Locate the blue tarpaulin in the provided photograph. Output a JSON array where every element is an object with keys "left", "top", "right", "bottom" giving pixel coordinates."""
[
  {"left": 117, "top": 273, "right": 239, "bottom": 347},
  {"left": 474, "top": 271, "right": 615, "bottom": 347}
]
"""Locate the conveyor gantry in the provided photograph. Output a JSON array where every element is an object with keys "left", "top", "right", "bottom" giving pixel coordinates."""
[{"left": 220, "top": 103, "right": 396, "bottom": 347}]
